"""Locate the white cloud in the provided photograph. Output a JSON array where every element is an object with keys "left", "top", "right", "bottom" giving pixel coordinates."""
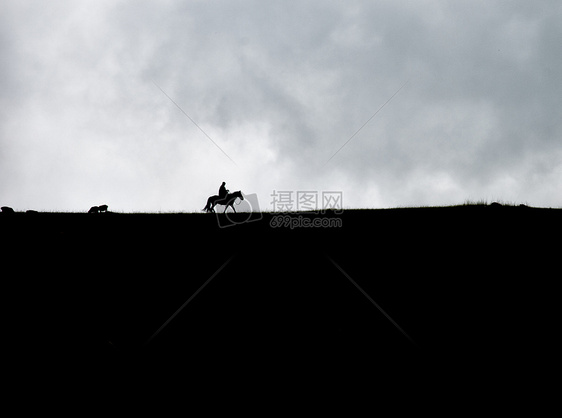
[{"left": 1, "top": 0, "right": 561, "bottom": 212}]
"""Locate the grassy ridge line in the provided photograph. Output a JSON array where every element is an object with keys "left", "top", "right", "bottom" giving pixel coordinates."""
[{"left": 1, "top": 199, "right": 559, "bottom": 215}]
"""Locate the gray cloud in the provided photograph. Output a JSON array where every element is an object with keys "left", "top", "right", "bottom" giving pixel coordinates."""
[{"left": 1, "top": 0, "right": 560, "bottom": 211}]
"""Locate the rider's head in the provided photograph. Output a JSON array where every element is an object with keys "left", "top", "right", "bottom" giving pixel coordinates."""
[{"left": 222, "top": 182, "right": 226, "bottom": 185}]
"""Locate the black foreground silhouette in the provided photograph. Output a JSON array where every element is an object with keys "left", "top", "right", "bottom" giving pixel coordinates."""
[{"left": 1, "top": 203, "right": 559, "bottom": 398}]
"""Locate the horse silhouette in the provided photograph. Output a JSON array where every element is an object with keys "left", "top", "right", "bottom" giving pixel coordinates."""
[{"left": 203, "top": 191, "right": 244, "bottom": 213}]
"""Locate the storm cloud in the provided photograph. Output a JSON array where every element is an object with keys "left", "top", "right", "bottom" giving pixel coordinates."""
[{"left": 1, "top": 0, "right": 561, "bottom": 211}]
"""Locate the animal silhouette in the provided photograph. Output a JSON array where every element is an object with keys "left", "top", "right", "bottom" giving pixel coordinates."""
[
  {"left": 88, "top": 204, "right": 108, "bottom": 214},
  {"left": 203, "top": 191, "right": 244, "bottom": 213}
]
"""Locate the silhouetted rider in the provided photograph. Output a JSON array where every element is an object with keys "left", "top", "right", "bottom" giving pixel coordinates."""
[{"left": 219, "top": 182, "right": 228, "bottom": 199}]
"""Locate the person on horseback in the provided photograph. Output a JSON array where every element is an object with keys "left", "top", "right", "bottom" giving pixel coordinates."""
[{"left": 203, "top": 182, "right": 243, "bottom": 213}]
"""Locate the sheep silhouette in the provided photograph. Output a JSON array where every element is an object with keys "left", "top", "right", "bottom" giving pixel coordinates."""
[
  {"left": 1, "top": 206, "right": 15, "bottom": 214},
  {"left": 88, "top": 205, "right": 108, "bottom": 214}
]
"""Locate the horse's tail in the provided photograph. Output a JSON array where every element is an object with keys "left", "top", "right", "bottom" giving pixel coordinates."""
[{"left": 203, "top": 196, "right": 213, "bottom": 212}]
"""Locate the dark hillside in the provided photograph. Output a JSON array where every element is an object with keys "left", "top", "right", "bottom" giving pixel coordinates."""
[{"left": 2, "top": 206, "right": 559, "bottom": 395}]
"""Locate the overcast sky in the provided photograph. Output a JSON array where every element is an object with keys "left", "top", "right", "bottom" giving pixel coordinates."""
[{"left": 1, "top": 0, "right": 561, "bottom": 212}]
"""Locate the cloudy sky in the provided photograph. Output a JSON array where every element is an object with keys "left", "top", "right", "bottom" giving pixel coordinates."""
[{"left": 1, "top": 0, "right": 561, "bottom": 212}]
